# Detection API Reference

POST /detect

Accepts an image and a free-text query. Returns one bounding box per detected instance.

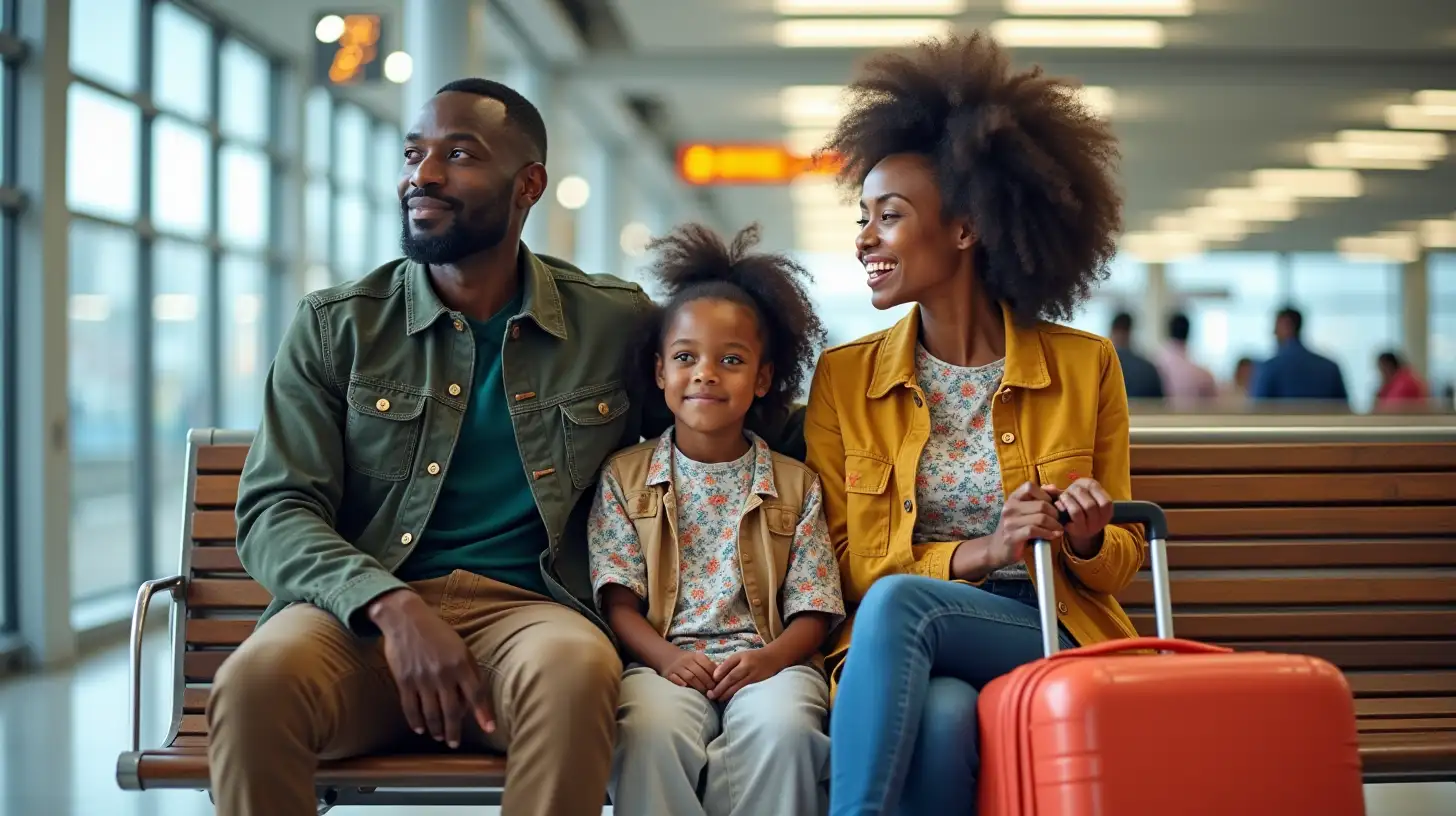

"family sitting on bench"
[210,33,1142,816]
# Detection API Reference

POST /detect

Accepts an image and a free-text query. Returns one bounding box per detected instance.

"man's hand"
[368,590,494,749]
[657,649,719,693]
[708,648,788,702]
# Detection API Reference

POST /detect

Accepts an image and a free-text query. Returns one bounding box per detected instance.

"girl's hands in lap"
[708,649,788,702]
[659,650,719,693]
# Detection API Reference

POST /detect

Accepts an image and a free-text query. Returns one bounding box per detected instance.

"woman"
[803,34,1144,814]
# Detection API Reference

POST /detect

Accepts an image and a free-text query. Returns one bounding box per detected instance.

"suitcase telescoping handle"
[1032,499,1172,659]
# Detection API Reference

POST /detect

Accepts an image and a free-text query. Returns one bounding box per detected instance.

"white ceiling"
[590,0,1456,256]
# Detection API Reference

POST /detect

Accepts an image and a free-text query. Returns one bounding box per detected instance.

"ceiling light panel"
[989,19,1165,48]
[1336,232,1419,264]
[780,85,846,127]
[774,18,953,48]
[776,0,966,14]
[1385,104,1456,131]
[1004,0,1192,15]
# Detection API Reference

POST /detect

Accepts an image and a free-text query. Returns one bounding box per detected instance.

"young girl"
[587,223,844,816]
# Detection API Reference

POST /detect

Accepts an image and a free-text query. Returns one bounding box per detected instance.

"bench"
[1118,421,1456,783]
[119,422,1456,804]
[115,430,509,811]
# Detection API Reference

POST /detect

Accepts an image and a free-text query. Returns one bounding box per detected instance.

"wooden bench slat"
[1221,640,1456,670]
[183,688,210,713]
[188,579,271,609]
[1164,506,1456,537]
[1161,540,1456,569]
[136,749,510,789]
[178,714,209,735]
[1345,672,1456,698]
[196,445,249,474]
[1358,718,1456,733]
[1117,574,1456,606]
[184,651,232,682]
[192,511,237,542]
[194,475,241,509]
[186,619,257,646]
[1128,610,1456,641]
[190,547,244,573]
[168,736,210,748]
[1135,473,1456,507]
[1131,442,1456,474]
[1356,697,1456,718]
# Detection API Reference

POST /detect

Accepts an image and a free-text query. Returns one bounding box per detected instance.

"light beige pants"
[609,663,831,816]
[206,570,622,816]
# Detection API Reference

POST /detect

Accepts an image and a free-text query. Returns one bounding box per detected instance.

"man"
[1249,306,1347,405]
[1375,350,1428,410]
[1155,311,1218,408]
[1108,311,1164,400]
[205,79,805,816]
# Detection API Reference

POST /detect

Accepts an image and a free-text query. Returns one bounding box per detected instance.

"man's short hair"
[436,78,548,163]
[1111,311,1133,333]
[1168,312,1191,342]
[1276,306,1303,335]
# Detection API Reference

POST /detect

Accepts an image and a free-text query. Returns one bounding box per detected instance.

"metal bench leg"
[317,786,339,814]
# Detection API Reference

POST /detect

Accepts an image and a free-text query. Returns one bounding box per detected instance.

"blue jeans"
[829,574,1076,816]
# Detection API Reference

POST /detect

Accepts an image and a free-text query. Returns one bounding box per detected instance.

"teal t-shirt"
[397,291,551,596]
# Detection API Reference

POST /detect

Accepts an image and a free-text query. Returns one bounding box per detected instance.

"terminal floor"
[2,637,1454,815]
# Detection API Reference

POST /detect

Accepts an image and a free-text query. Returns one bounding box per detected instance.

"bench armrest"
[130,575,184,753]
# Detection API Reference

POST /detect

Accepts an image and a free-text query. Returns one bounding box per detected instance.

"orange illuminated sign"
[677,144,843,186]
[323,14,382,85]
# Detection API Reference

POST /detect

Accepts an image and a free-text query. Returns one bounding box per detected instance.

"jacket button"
[427,462,441,475]
[400,532,413,545]
[510,323,521,340]
[376,398,391,412]
[597,401,610,416]
[913,393,923,407]
[1057,601,1069,615]
[903,499,913,513]
[453,319,465,332]
[1001,390,1011,403]
[1000,432,1015,444]
[448,383,462,397]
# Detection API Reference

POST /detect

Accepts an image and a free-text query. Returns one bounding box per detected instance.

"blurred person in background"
[1155,311,1217,408]
[1108,311,1164,400]
[1249,306,1347,405]
[1374,350,1428,411]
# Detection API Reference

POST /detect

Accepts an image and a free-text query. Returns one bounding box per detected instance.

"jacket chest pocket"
[561,388,632,490]
[843,451,894,557]
[1034,453,1094,492]
[344,378,426,481]
[762,503,798,563]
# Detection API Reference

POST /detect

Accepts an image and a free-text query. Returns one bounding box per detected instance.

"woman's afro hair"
[633,223,826,436]
[823,32,1123,325]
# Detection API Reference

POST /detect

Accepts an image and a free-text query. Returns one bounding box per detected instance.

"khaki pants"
[206,570,622,816]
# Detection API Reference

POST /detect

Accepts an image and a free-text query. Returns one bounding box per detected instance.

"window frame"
[1,0,24,634]
[63,0,291,599]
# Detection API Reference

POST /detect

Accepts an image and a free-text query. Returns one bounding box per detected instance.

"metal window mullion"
[135,0,158,583]
[205,21,222,428]
[264,56,286,366]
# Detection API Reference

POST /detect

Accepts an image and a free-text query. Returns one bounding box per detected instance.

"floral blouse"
[588,430,846,661]
[913,345,1024,580]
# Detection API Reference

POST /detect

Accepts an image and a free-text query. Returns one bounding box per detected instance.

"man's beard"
[400,188,512,264]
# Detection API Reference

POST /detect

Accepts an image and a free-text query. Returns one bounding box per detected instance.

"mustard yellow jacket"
[804,306,1144,679]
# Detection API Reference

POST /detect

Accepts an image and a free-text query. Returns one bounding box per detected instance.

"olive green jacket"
[236,248,804,636]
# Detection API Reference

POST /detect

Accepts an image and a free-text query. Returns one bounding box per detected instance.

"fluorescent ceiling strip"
[1251,168,1362,199]
[1336,232,1419,264]
[989,19,1165,48]
[1384,104,1456,131]
[1004,0,1192,16]
[1307,143,1431,171]
[776,0,965,14]
[1419,219,1456,249]
[780,85,846,127]
[774,18,953,48]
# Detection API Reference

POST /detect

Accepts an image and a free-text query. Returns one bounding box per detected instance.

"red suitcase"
[977,501,1366,816]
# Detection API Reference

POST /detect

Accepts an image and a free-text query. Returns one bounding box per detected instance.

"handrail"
[130,575,184,752]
